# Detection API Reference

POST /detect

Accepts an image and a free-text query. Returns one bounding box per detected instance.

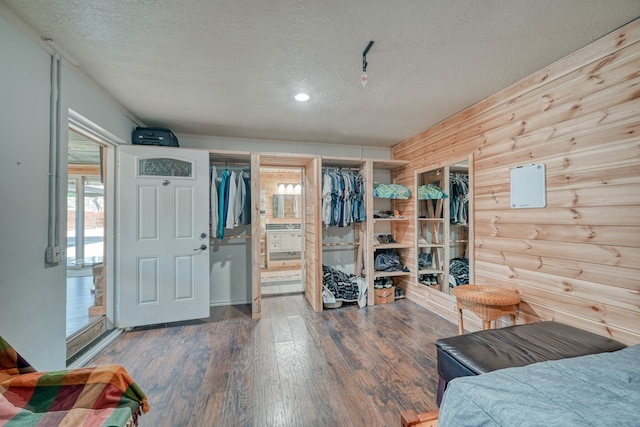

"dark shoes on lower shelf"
[374,277,394,289]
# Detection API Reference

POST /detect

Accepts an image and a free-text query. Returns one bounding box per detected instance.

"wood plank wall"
[391,19,640,345]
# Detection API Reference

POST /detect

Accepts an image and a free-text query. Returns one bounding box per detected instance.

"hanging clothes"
[239,169,251,225]
[217,168,230,239]
[449,174,469,225]
[321,168,366,227]
[225,170,237,230]
[210,166,219,236]
[212,166,252,239]
[234,170,245,227]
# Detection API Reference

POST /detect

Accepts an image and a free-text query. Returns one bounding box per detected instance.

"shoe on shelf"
[387,234,396,243]
[383,278,393,288]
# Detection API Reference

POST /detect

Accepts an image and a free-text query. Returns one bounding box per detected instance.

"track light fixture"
[361,40,374,87]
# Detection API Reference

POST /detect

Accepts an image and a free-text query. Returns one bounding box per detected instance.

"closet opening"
[259,166,304,296]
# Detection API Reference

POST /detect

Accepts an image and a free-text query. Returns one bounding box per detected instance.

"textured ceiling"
[2,0,639,148]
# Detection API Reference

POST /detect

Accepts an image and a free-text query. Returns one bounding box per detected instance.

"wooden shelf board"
[374,217,411,222]
[374,243,412,250]
[374,271,412,278]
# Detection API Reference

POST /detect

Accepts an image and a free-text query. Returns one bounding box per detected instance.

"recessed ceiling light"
[295,93,310,102]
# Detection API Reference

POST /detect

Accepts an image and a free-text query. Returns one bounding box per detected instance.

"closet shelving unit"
[416,168,446,291]
[364,159,411,305]
[415,162,470,295]
[320,157,367,278]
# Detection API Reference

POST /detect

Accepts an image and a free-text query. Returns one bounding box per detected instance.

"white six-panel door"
[116,145,210,328]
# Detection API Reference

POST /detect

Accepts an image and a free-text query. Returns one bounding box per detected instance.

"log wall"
[391,19,640,344]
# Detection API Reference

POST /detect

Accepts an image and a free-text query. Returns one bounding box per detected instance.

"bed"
[437,344,640,426]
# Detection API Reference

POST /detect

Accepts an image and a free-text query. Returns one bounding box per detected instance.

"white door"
[116,145,210,328]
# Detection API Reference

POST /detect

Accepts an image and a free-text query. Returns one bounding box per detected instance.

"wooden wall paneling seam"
[475,236,640,269]
[395,65,640,166]
[474,172,640,202]
[474,260,639,313]
[474,248,639,290]
[485,139,640,177]
[513,299,640,344]
[476,182,640,210]
[477,111,640,169]
[474,205,640,227]
[474,125,640,174]
[390,20,640,159]
[392,37,640,166]
[473,222,639,247]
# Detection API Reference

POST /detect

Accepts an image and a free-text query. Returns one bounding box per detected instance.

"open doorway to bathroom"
[260,167,304,295]
[66,129,107,357]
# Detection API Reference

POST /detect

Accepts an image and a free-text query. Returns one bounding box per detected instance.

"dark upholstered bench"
[435,321,626,405]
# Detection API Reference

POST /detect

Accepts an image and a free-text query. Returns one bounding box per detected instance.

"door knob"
[194,244,207,251]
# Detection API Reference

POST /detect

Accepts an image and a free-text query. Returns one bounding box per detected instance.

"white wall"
[180,134,391,159]
[0,13,66,370]
[0,12,138,370]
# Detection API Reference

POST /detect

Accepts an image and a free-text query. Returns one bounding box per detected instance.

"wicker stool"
[452,285,520,334]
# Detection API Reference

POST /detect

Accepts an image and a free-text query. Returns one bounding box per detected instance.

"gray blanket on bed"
[439,344,640,427]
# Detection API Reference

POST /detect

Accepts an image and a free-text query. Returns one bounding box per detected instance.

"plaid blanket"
[0,336,148,427]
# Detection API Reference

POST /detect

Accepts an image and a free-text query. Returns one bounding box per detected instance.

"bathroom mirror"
[272,194,300,219]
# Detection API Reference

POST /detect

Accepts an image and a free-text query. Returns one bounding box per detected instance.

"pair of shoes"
[377,234,396,244]
[375,278,389,289]
[395,287,405,299]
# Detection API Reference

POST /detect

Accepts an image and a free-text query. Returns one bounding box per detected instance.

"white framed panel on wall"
[510,164,546,209]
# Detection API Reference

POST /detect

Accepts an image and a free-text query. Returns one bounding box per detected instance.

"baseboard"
[210,298,251,307]
[66,328,123,369]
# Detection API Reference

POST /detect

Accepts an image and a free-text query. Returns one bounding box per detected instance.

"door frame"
[254,154,322,317]
[68,109,120,328]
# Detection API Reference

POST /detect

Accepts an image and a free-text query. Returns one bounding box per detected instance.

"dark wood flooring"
[90,294,458,427]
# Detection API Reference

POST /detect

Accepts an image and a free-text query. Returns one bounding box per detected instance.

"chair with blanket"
[0,335,148,426]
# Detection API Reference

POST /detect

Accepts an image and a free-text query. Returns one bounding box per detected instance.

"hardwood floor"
[90,295,458,427]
